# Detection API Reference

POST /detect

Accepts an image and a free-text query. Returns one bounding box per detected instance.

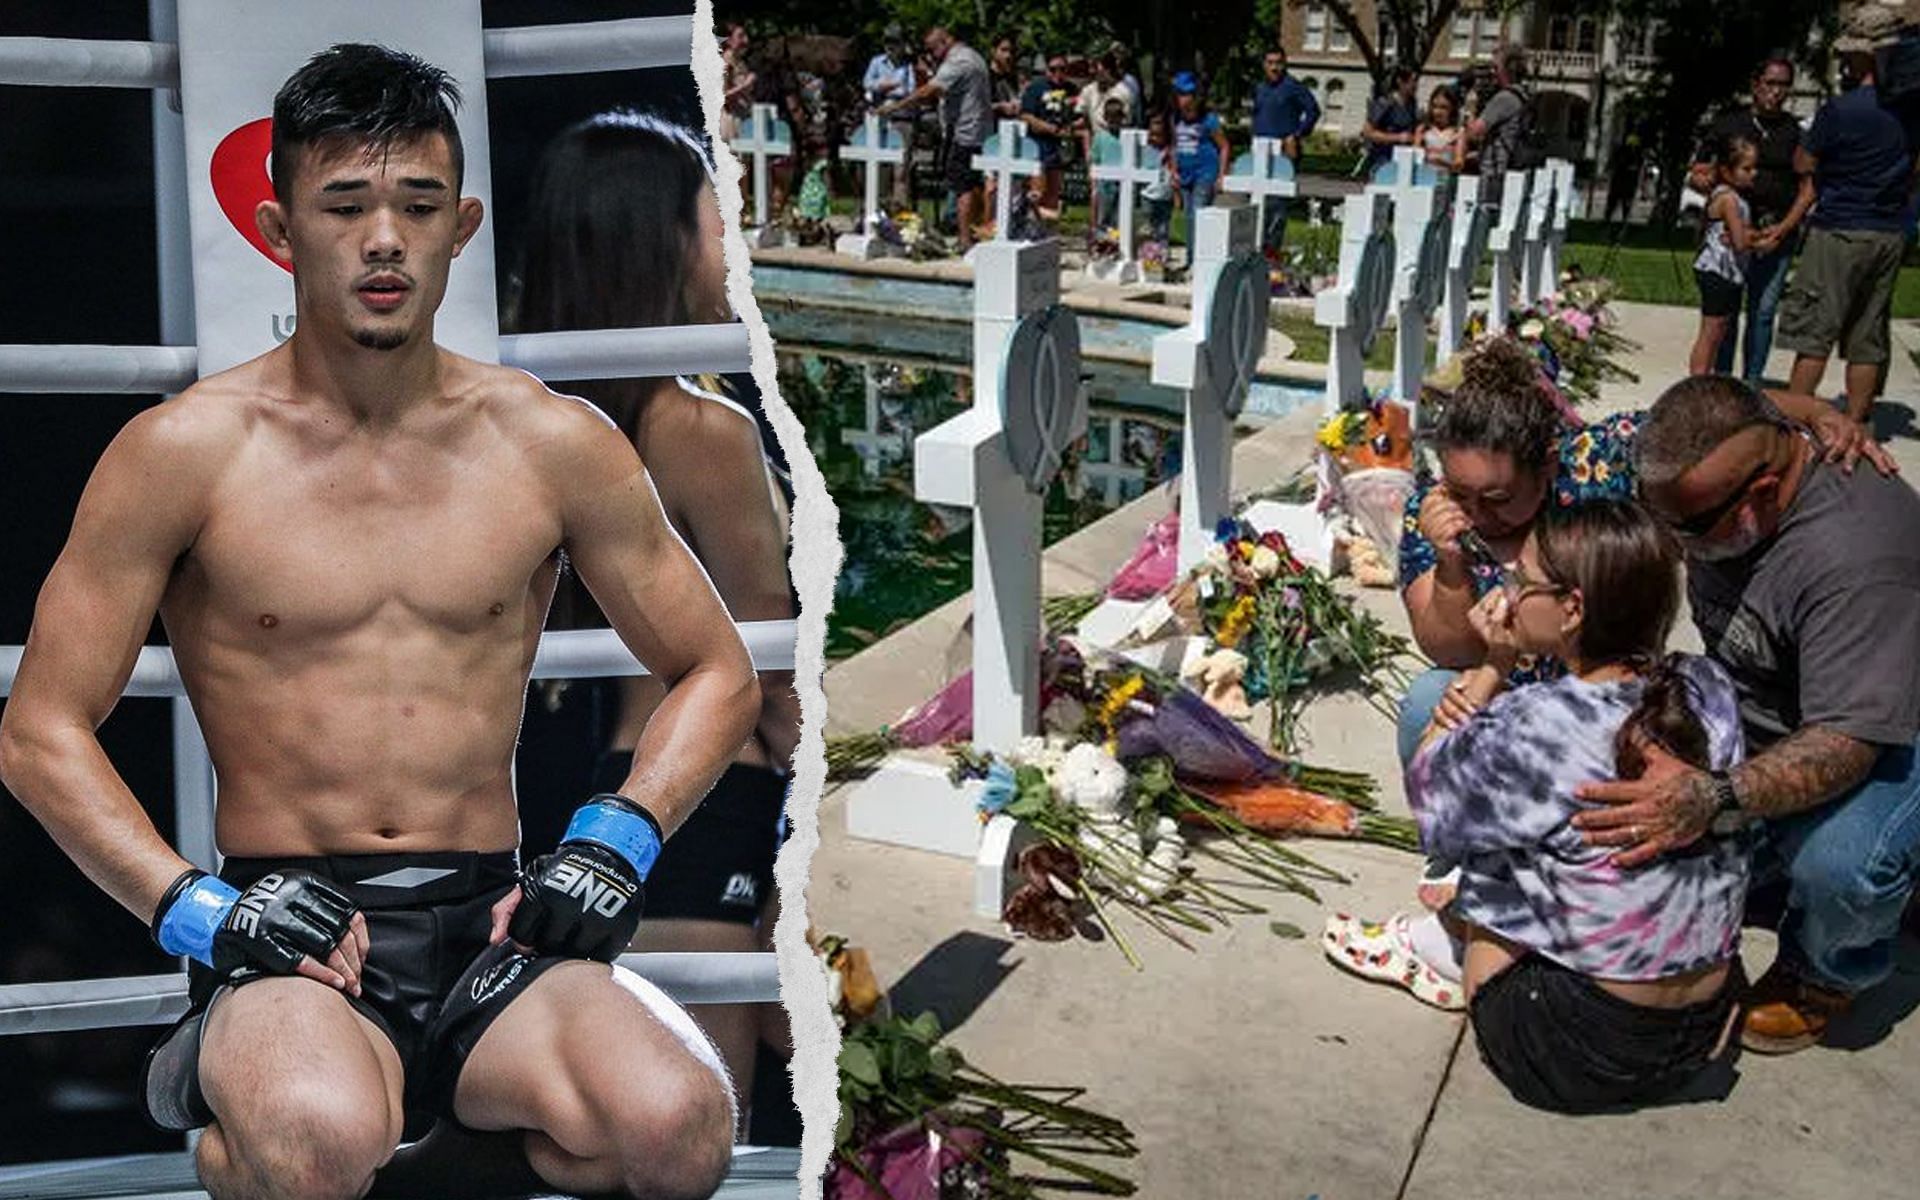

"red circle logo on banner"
[210,117,289,274]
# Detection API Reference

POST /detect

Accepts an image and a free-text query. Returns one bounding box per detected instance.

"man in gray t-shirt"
[1469,45,1533,203]
[883,25,992,250]
[1582,375,1918,1056]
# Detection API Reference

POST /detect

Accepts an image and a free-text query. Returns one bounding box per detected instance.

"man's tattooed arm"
[1729,725,1881,820]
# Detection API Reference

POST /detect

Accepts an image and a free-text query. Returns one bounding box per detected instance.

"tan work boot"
[1740,963,1853,1054]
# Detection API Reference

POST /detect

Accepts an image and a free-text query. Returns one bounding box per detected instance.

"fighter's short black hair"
[271,43,464,201]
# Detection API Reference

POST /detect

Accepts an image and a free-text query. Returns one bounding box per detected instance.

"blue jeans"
[1145,197,1173,249]
[1398,667,1461,768]
[1179,177,1217,268]
[1092,180,1119,234]
[1755,738,1920,994]
[1712,243,1793,384]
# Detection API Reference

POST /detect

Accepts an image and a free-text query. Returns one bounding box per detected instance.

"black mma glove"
[152,867,358,978]
[508,792,663,962]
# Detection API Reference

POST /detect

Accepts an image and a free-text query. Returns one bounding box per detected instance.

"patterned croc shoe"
[1322,911,1466,1012]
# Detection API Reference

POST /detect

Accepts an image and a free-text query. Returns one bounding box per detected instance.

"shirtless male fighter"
[0,44,756,1200]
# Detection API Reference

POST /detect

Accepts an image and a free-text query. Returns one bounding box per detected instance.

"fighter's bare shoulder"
[97,358,270,501]
[454,355,643,487]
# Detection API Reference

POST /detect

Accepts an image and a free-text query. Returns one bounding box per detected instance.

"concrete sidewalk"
[807,304,1920,1199]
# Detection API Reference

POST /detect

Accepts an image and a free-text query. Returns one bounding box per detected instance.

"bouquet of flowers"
[1504,275,1638,407]
[1086,225,1121,261]
[1186,519,1418,753]
[951,737,1355,968]
[830,1008,1139,1199]
[1312,397,1417,586]
[1138,240,1168,281]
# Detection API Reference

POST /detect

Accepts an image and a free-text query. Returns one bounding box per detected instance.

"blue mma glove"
[508,793,663,962]
[152,867,358,978]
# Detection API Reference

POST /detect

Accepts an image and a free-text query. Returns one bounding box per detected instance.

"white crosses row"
[1318,153,1576,421]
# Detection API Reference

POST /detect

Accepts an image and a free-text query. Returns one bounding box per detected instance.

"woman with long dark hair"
[1333,500,1751,1112]
[510,110,798,1132]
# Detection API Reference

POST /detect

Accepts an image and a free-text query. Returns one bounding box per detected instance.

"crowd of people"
[1688,7,1919,424]
[716,20,1564,267]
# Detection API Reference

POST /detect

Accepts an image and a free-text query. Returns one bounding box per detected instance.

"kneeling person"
[0,44,757,1200]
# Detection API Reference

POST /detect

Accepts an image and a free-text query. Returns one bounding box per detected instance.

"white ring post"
[731,102,791,249]
[1487,170,1531,329]
[1152,206,1266,570]
[834,112,906,260]
[0,327,756,393]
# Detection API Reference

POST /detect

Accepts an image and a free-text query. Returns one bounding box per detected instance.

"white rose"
[1520,318,1545,340]
[1249,545,1281,579]
[1057,742,1130,816]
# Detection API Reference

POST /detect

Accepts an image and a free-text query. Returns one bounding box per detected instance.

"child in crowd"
[1416,86,1466,176]
[1171,72,1230,270]
[1085,95,1132,238]
[1144,110,1177,251]
[1690,135,1758,375]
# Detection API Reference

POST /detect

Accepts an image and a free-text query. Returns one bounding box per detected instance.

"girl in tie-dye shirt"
[1410,500,1749,1112]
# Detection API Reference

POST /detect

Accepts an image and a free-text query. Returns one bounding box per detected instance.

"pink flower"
[829,1121,992,1200]
[1557,309,1595,341]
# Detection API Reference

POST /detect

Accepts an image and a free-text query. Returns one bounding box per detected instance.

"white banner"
[175,0,498,374]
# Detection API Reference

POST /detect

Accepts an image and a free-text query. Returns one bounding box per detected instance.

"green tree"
[1303,0,1467,91]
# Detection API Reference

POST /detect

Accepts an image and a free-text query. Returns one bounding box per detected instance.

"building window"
[1548,16,1571,52]
[1450,13,1474,58]
[1325,77,1347,125]
[1478,13,1503,49]
[1304,4,1327,52]
[1330,16,1352,52]
[1576,18,1598,55]
[1618,19,1656,60]
[1379,17,1397,60]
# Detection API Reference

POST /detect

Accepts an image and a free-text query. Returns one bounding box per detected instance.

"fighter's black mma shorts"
[144,851,566,1133]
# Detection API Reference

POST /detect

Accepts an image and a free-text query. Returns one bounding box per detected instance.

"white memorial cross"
[1221,136,1299,249]
[1486,169,1531,328]
[731,102,791,246]
[1086,128,1163,282]
[1540,157,1576,290]
[1438,172,1491,363]
[972,119,1044,244]
[834,112,906,260]
[1520,162,1558,303]
[1313,191,1396,414]
[1365,146,1452,408]
[844,241,1085,878]
[1152,206,1267,570]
